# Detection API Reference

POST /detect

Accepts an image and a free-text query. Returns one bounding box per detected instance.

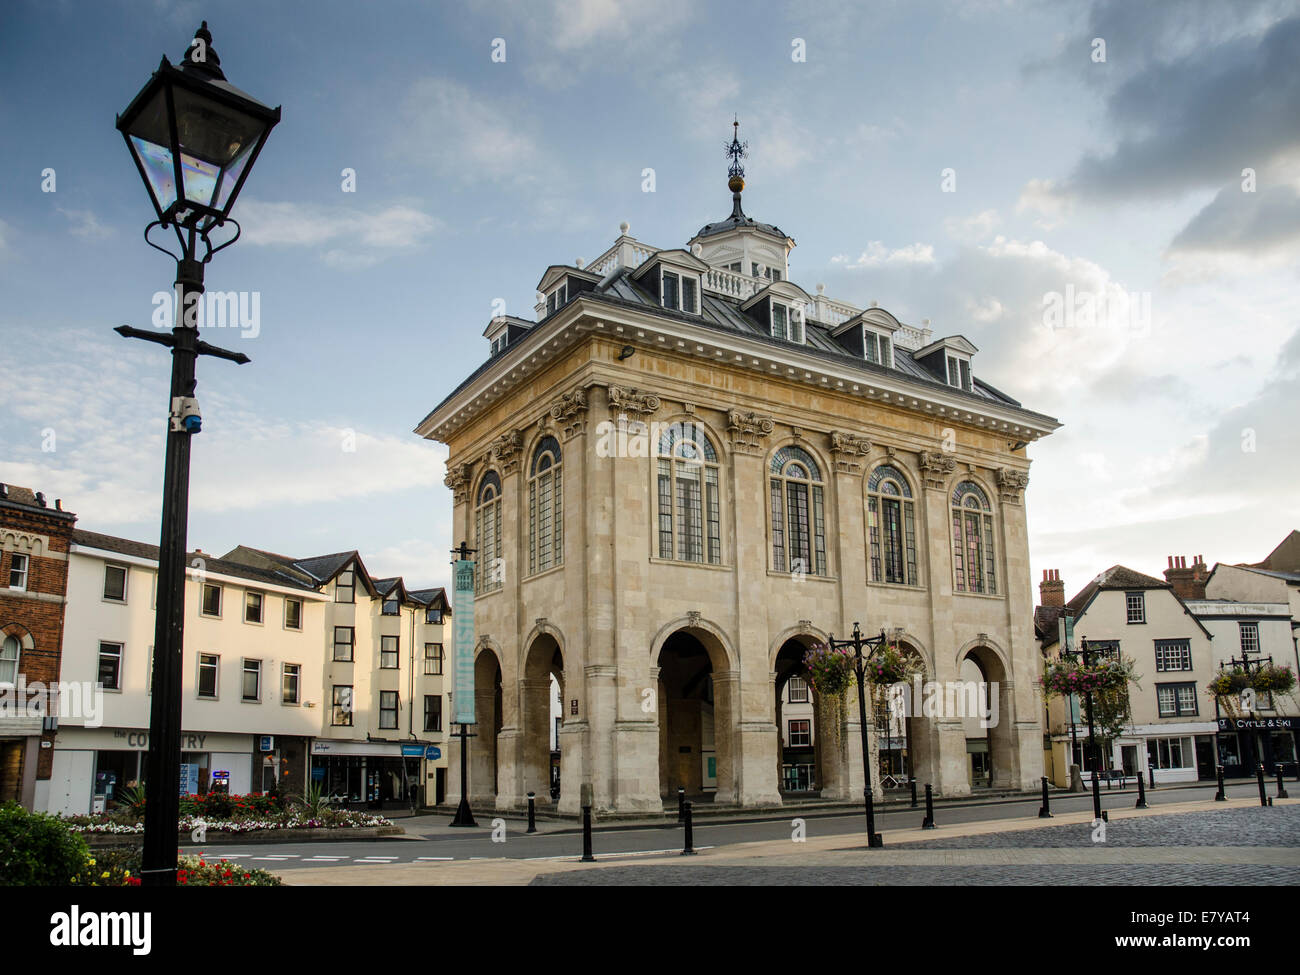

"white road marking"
[522,846,714,861]
[253,855,298,861]
[417,856,455,861]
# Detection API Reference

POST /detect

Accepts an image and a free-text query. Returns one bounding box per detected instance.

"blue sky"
[2,0,1297,598]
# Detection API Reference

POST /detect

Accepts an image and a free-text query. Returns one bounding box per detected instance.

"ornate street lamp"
[825,623,889,847]
[115,22,279,887]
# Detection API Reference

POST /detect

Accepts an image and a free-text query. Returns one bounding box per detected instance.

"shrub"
[0,801,91,885]
[177,853,282,887]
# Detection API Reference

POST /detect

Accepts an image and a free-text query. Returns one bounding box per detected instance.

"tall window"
[241,659,261,701]
[424,642,443,675]
[244,591,263,624]
[1239,622,1260,655]
[333,626,355,662]
[332,685,353,726]
[529,437,563,575]
[282,663,300,704]
[951,481,996,594]
[336,567,355,603]
[197,653,219,698]
[284,598,302,630]
[379,690,399,729]
[201,583,222,617]
[381,635,399,669]
[656,424,721,564]
[98,642,123,690]
[475,472,503,594]
[867,465,918,586]
[7,554,28,590]
[424,694,443,732]
[770,446,827,576]
[0,635,20,683]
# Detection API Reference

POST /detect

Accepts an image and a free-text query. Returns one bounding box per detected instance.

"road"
[180,780,1283,872]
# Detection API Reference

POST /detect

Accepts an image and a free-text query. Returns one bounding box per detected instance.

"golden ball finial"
[728,174,744,193]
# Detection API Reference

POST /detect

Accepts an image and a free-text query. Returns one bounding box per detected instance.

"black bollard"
[581,804,595,862]
[1038,776,1052,818]
[1135,770,1148,809]
[682,800,696,855]
[1293,761,1299,785]
[1257,764,1268,807]
[526,792,537,834]
[677,787,685,822]
[921,783,936,829]
[1276,767,1289,800]
[1091,770,1104,822]
[909,777,918,808]
[1148,765,1156,790]
[1215,764,1227,802]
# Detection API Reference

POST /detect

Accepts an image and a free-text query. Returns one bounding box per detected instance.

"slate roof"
[1034,565,1213,647]
[419,263,1043,431]
[693,199,790,241]
[72,529,316,591]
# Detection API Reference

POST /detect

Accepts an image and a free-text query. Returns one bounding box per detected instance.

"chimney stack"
[1039,568,1064,608]
[1164,554,1208,600]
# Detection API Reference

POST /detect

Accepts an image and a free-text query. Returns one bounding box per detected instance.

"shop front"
[44,727,255,816]
[309,739,427,810]
[1217,716,1298,777]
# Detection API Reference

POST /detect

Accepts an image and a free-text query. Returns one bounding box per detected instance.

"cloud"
[944,209,1001,243]
[56,208,114,240]
[1015,179,1072,229]
[0,328,449,530]
[235,199,440,267]
[1166,176,1300,274]
[831,241,936,269]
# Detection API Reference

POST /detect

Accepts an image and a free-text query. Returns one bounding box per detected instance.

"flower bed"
[63,808,392,835]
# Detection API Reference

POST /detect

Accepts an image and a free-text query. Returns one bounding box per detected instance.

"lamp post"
[1218,651,1274,775]
[1061,637,1108,822]
[825,623,888,848]
[116,22,279,886]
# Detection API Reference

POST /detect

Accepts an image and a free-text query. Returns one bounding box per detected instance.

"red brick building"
[0,484,76,808]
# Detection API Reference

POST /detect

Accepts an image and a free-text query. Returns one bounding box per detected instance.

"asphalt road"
[180,780,1285,872]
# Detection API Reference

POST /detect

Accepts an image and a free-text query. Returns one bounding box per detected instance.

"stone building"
[416,134,1060,814]
[0,485,76,809]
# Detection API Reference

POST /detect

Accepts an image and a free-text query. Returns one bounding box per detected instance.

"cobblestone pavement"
[530,864,1299,885]
[888,804,1300,848]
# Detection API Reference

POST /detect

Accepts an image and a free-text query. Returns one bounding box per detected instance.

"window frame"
[197,652,220,699]
[1154,639,1192,672]
[331,685,354,726]
[950,481,997,596]
[787,676,809,704]
[0,634,22,684]
[335,567,355,604]
[1239,622,1260,655]
[333,625,355,662]
[425,606,443,624]
[424,642,444,676]
[241,658,262,702]
[475,473,504,595]
[1126,592,1146,624]
[200,582,223,618]
[103,563,128,602]
[788,719,811,748]
[1156,681,1198,717]
[864,330,894,368]
[382,595,400,616]
[7,553,29,591]
[769,445,828,577]
[528,436,564,576]
[423,694,443,732]
[379,690,399,730]
[284,597,302,631]
[244,590,264,625]
[97,641,123,692]
[655,423,723,566]
[867,464,919,587]
[380,634,400,669]
[660,268,700,315]
[281,662,301,705]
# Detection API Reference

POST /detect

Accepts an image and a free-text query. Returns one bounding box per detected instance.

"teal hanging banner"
[452,558,476,725]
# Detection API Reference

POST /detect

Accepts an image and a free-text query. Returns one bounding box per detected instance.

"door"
[1195,737,1216,780]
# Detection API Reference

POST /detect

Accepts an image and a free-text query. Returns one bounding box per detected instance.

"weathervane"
[726,116,748,183]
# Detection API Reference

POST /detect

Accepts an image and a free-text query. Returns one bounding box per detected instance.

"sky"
[1,0,1297,601]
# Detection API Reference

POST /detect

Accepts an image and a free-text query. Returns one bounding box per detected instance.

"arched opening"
[469,648,503,801]
[773,637,822,795]
[958,646,1008,789]
[875,642,933,790]
[521,633,563,805]
[657,629,733,802]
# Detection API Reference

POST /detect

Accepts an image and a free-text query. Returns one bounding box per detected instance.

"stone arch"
[652,619,738,804]
[469,643,504,802]
[654,412,732,466]
[0,622,36,651]
[1,532,45,556]
[519,627,565,805]
[883,635,935,789]
[769,629,833,796]
[954,640,1011,790]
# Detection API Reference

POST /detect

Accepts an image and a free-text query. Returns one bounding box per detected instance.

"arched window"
[474,472,503,594]
[656,423,721,564]
[951,480,996,594]
[0,634,20,684]
[867,465,918,585]
[529,437,563,574]
[770,445,827,576]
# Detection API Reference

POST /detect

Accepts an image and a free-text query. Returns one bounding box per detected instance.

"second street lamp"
[825,623,888,848]
[116,21,279,887]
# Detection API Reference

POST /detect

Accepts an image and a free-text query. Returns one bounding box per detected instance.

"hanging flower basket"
[864,644,921,686]
[1251,664,1296,695]
[1206,668,1252,697]
[1041,657,1137,698]
[802,644,854,697]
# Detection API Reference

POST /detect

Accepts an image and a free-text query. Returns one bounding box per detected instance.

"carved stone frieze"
[606,384,661,418]
[549,387,589,440]
[830,431,873,474]
[490,430,524,475]
[996,467,1030,503]
[443,461,473,505]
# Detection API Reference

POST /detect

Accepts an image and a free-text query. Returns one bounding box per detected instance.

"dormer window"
[661,270,699,315]
[946,355,971,391]
[490,333,508,356]
[865,331,893,368]
[770,301,804,343]
[545,283,568,317]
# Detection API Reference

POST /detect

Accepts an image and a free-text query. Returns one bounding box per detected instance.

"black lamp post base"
[449,798,477,828]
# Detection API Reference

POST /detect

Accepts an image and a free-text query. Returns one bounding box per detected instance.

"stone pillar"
[469,685,498,805]
[711,669,739,804]
[585,663,619,812]
[556,719,588,816]
[518,676,551,804]
[936,718,972,797]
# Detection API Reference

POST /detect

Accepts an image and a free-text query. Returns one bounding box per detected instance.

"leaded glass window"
[529,437,563,575]
[770,445,827,576]
[951,480,996,594]
[655,424,721,564]
[867,464,918,585]
[475,471,503,594]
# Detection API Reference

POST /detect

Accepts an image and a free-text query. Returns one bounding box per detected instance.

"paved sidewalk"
[280,794,1299,886]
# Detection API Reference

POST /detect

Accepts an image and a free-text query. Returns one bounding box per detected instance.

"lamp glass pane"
[181,151,220,207]
[172,86,267,167]
[130,136,178,212]
[214,137,257,210]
